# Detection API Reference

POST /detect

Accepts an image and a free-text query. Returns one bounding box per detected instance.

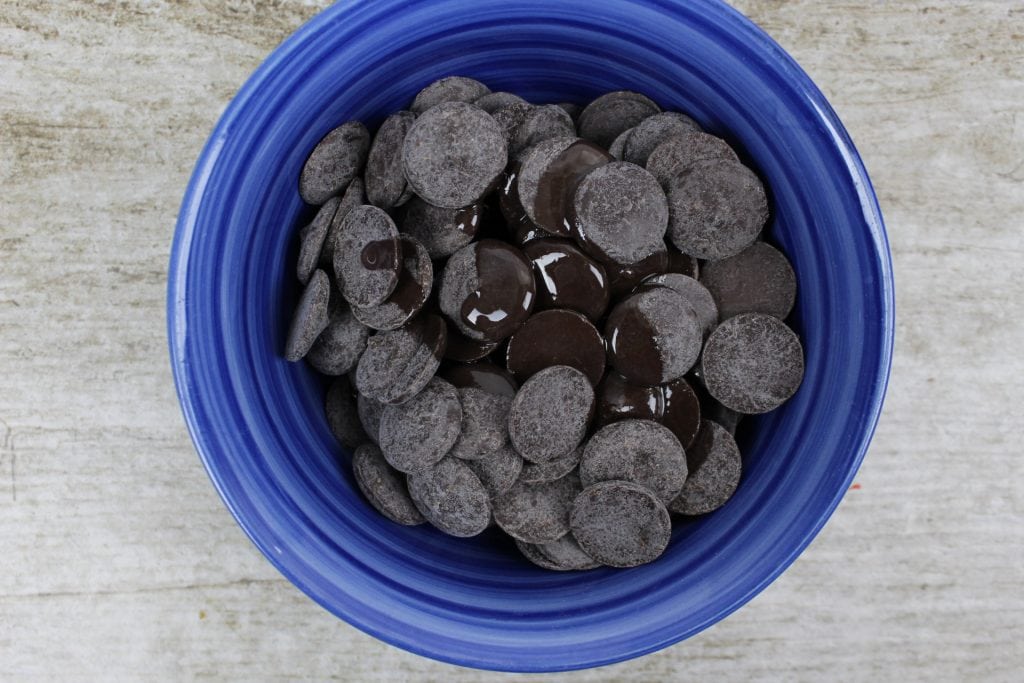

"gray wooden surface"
[1,1,1021,680]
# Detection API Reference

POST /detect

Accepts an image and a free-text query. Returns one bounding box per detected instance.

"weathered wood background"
[1,1,1021,680]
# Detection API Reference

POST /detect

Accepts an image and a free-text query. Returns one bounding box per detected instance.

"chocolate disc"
[299,121,369,205]
[333,205,402,308]
[410,76,491,114]
[523,238,610,321]
[441,362,518,397]
[508,365,594,463]
[353,314,447,405]
[699,241,797,320]
[577,90,661,148]
[351,236,432,331]
[506,309,606,387]
[570,480,671,568]
[579,419,688,504]
[596,371,664,426]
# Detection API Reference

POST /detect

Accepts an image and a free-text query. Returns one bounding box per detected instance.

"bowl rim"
[167,0,894,671]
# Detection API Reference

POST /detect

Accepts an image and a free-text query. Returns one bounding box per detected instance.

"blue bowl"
[168,0,894,672]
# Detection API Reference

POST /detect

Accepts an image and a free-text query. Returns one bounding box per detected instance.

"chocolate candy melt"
[579,419,688,504]
[297,196,340,285]
[465,443,523,498]
[523,238,609,321]
[442,322,500,362]
[492,472,582,543]
[320,177,365,268]
[299,121,370,205]
[351,236,432,331]
[438,240,536,342]
[365,111,416,209]
[646,130,739,190]
[622,111,701,166]
[571,480,671,568]
[577,90,661,148]
[284,268,331,361]
[474,91,528,114]
[668,419,742,516]
[307,297,371,374]
[324,376,367,449]
[699,241,797,320]
[352,443,426,526]
[518,445,582,485]
[402,101,508,208]
[572,161,668,265]
[508,365,594,463]
[356,391,385,445]
[397,196,480,259]
[378,377,463,473]
[410,76,491,114]
[505,309,606,387]
[512,104,576,158]
[666,158,768,260]
[407,457,491,537]
[605,286,702,386]
[701,313,804,414]
[353,314,447,404]
[666,248,699,279]
[516,136,578,235]
[447,387,512,461]
[333,205,402,308]
[532,140,613,238]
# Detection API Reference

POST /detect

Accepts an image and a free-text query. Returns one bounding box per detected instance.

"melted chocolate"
[666,249,699,279]
[595,371,664,426]
[607,246,669,299]
[458,240,536,342]
[532,140,613,236]
[661,377,701,449]
[360,239,401,271]
[441,362,518,397]
[522,238,609,321]
[505,309,606,386]
[498,168,544,245]
[443,321,499,362]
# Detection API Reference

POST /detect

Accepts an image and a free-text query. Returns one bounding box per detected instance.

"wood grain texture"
[1,1,1021,680]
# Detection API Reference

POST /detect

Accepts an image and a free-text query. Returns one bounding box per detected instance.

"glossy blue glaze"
[168,0,893,672]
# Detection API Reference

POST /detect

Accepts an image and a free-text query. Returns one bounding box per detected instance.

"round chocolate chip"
[351,236,432,331]
[492,472,582,543]
[441,362,518,398]
[354,314,447,404]
[532,140,614,238]
[512,104,576,158]
[595,371,663,426]
[668,419,742,515]
[516,136,578,235]
[365,111,416,210]
[622,111,701,166]
[465,443,523,498]
[580,419,687,504]
[299,121,370,205]
[407,457,491,537]
[474,91,529,114]
[577,90,661,148]
[378,377,462,473]
[518,445,582,485]
[522,238,610,321]
[604,286,702,385]
[402,101,507,209]
[607,127,632,160]
[297,196,340,285]
[448,387,512,461]
[333,205,402,308]
[438,240,536,342]
[410,76,491,114]
[306,297,371,375]
[356,390,385,445]
[508,365,594,463]
[661,377,701,450]
[324,376,367,449]
[285,268,331,361]
[352,443,426,526]
[516,533,600,571]
[572,161,668,265]
[699,241,797,320]
[643,273,719,337]
[606,246,668,299]
[320,177,365,268]
[570,480,671,568]
[505,309,606,387]
[701,313,804,414]
[646,130,739,190]
[396,196,480,259]
[666,158,768,260]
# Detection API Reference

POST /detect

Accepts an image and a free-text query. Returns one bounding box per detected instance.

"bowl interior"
[169,0,893,672]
